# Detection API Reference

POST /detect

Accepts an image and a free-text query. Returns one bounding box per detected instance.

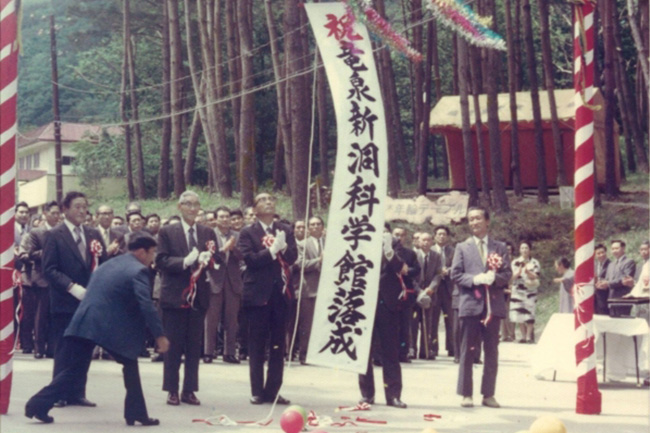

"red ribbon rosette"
[90,239,103,272]
[482,252,503,326]
[262,233,293,300]
[181,240,215,309]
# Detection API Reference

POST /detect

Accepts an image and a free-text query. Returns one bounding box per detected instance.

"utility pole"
[50,14,63,203]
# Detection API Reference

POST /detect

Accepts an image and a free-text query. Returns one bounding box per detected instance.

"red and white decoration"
[0,0,18,415]
[572,0,601,415]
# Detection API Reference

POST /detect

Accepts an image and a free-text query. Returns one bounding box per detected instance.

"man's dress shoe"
[126,417,160,426]
[67,397,97,407]
[34,353,44,359]
[461,396,474,407]
[25,406,54,423]
[482,396,500,408]
[167,392,180,406]
[267,395,290,405]
[181,392,200,405]
[386,398,407,408]
[359,396,374,404]
[250,396,264,405]
[223,355,240,364]
[203,356,213,364]
[53,400,66,408]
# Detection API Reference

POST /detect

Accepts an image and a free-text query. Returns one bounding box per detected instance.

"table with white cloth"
[532,313,650,384]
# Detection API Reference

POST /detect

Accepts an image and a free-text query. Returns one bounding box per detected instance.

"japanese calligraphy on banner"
[385,192,469,225]
[305,3,387,374]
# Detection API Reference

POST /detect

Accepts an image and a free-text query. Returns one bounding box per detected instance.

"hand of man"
[400,263,409,275]
[223,236,236,252]
[183,247,199,268]
[622,276,635,287]
[382,232,393,258]
[484,270,496,285]
[107,240,120,256]
[473,273,489,285]
[198,251,212,266]
[68,283,87,301]
[155,336,170,354]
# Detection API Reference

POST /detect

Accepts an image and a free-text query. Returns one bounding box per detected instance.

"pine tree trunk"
[458,38,479,206]
[538,0,567,186]
[505,0,523,196]
[514,0,523,91]
[285,0,311,220]
[237,0,255,207]
[431,20,441,179]
[317,55,329,186]
[613,7,649,173]
[417,20,434,195]
[469,45,491,205]
[486,0,509,212]
[158,0,171,199]
[522,0,548,203]
[167,0,185,198]
[184,110,202,186]
[226,0,242,190]
[272,128,284,191]
[603,0,618,196]
[121,0,134,201]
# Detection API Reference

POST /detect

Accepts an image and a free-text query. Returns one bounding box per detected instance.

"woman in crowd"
[553,257,574,314]
[508,241,541,343]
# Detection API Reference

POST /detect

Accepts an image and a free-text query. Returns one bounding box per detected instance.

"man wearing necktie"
[295,216,325,364]
[594,244,611,315]
[43,191,107,407]
[451,207,511,409]
[417,232,442,360]
[156,191,218,406]
[238,193,297,405]
[596,239,636,316]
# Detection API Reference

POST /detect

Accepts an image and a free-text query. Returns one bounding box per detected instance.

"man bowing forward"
[451,207,511,409]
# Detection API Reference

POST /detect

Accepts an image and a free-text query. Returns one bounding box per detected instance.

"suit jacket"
[296,236,324,298]
[394,242,420,307]
[206,229,243,295]
[65,253,164,360]
[605,255,636,299]
[450,236,512,318]
[43,223,107,314]
[238,221,298,307]
[155,222,218,310]
[433,243,455,296]
[378,250,408,312]
[18,227,49,288]
[596,258,610,280]
[419,249,442,294]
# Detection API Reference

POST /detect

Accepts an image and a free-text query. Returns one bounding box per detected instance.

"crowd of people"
[11,193,649,425]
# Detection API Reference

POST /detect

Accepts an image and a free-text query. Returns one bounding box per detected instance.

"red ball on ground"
[280,409,305,433]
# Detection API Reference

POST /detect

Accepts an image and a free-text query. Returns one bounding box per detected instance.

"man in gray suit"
[295,216,325,364]
[204,206,243,364]
[417,232,442,360]
[451,207,511,409]
[432,225,456,358]
[596,239,636,315]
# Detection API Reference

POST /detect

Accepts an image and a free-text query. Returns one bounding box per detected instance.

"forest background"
[16,0,649,331]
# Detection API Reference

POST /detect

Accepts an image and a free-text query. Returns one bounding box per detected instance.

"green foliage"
[72,129,124,194]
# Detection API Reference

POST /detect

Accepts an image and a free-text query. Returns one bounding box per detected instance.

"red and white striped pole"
[0,0,18,415]
[572,0,601,415]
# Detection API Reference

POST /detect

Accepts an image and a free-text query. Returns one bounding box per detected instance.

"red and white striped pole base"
[572,0,601,415]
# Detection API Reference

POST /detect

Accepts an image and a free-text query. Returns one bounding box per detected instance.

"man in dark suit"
[238,193,297,405]
[451,207,511,409]
[594,244,611,315]
[432,225,456,358]
[596,239,636,316]
[417,232,442,360]
[295,217,325,364]
[204,206,243,364]
[18,201,61,359]
[156,190,218,406]
[94,204,125,258]
[358,228,410,409]
[26,233,169,426]
[43,191,107,407]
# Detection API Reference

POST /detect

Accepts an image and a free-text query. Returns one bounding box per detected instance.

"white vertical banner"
[305,3,387,374]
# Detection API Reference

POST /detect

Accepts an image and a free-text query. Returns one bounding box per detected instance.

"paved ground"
[1,341,648,433]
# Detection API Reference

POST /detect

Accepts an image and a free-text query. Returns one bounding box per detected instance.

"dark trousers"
[162,307,205,393]
[439,287,454,355]
[285,298,298,358]
[19,286,37,352]
[245,289,286,399]
[27,337,148,420]
[51,313,86,400]
[33,287,52,356]
[452,308,461,358]
[298,296,316,361]
[594,288,609,315]
[457,315,501,398]
[359,301,402,402]
[398,304,413,359]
